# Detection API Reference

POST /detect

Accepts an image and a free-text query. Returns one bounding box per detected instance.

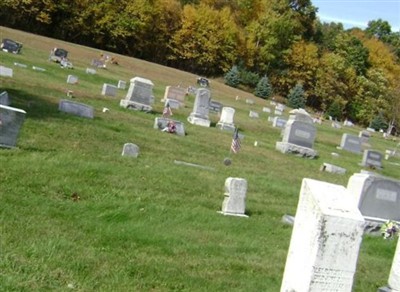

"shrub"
[287,83,305,109]
[224,65,240,88]
[254,75,273,99]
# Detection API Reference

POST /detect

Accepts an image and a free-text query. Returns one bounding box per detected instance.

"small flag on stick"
[162,102,173,117]
[230,127,241,154]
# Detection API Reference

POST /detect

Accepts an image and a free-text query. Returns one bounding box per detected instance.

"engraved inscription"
[376,189,398,202]
[295,129,311,139]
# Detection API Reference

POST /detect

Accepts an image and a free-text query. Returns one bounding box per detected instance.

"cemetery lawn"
[1,26,399,291]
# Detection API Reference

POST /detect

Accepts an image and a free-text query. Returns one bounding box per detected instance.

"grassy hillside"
[1,26,399,291]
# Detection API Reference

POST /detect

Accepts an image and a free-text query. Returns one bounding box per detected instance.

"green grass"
[1,26,400,291]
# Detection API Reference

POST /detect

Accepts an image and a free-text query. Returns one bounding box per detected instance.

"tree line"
[1,0,400,131]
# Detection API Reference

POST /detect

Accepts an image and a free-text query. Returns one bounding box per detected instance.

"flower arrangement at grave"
[381,220,399,239]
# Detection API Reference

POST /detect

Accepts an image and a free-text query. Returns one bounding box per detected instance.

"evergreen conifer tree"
[287,83,305,109]
[370,112,388,131]
[224,65,240,88]
[254,75,272,99]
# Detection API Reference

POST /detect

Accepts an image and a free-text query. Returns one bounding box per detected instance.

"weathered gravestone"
[0,91,10,106]
[67,75,78,84]
[0,105,27,148]
[59,99,94,119]
[379,236,400,292]
[209,100,223,114]
[320,162,346,174]
[274,109,283,116]
[85,68,96,75]
[219,177,248,217]
[120,77,154,111]
[0,66,13,77]
[281,178,365,292]
[162,86,186,109]
[263,107,271,113]
[339,134,362,153]
[117,80,126,90]
[245,98,254,105]
[359,130,371,144]
[273,117,287,128]
[276,109,317,158]
[121,143,139,158]
[187,88,211,127]
[361,149,383,169]
[101,83,117,97]
[249,111,259,118]
[347,172,400,222]
[216,107,235,131]
[153,117,185,136]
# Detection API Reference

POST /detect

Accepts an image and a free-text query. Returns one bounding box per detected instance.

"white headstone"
[0,66,13,77]
[220,177,248,217]
[273,117,287,128]
[67,75,78,84]
[86,68,97,74]
[101,83,117,97]
[281,178,365,292]
[0,105,27,148]
[245,98,254,105]
[14,62,28,68]
[320,163,346,174]
[122,143,139,157]
[187,88,211,127]
[249,110,259,118]
[263,107,271,113]
[388,236,400,290]
[217,107,235,131]
[117,80,126,90]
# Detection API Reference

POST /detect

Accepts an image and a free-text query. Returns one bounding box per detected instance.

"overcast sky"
[312,0,400,32]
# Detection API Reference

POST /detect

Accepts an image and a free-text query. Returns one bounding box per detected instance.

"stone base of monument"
[216,122,235,132]
[187,115,211,127]
[120,99,152,112]
[276,142,317,158]
[217,211,249,218]
[377,286,393,292]
[320,162,346,174]
[154,117,185,136]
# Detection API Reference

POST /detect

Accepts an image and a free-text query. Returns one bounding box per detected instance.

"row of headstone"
[281,172,400,291]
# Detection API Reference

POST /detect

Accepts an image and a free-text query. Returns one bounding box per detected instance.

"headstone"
[281,178,365,292]
[101,83,117,97]
[162,86,186,108]
[117,80,126,90]
[14,62,28,68]
[187,88,211,127]
[270,101,277,106]
[120,77,154,111]
[339,134,362,153]
[332,122,341,129]
[0,91,10,106]
[343,119,354,127]
[272,117,287,128]
[0,66,13,77]
[347,172,400,222]
[361,149,383,169]
[359,130,371,144]
[209,100,223,113]
[320,163,346,174]
[366,127,376,133]
[275,103,285,112]
[379,236,400,292]
[263,107,271,113]
[85,68,96,74]
[220,177,248,217]
[32,66,46,72]
[216,107,235,131]
[121,143,139,157]
[274,109,283,116]
[154,117,185,136]
[0,105,27,148]
[249,111,259,118]
[245,99,254,105]
[67,75,78,84]
[276,109,317,158]
[164,98,180,110]
[58,99,94,119]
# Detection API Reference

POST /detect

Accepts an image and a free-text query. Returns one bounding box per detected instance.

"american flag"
[230,128,241,154]
[162,102,172,117]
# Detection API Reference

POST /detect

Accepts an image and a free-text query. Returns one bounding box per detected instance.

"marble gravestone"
[59,99,94,119]
[273,117,287,128]
[0,66,13,77]
[216,107,235,131]
[153,117,185,136]
[101,84,117,97]
[117,80,126,90]
[347,172,400,222]
[249,111,259,118]
[359,130,371,144]
[281,178,365,292]
[276,109,317,158]
[67,75,78,84]
[187,88,211,127]
[361,149,383,169]
[220,177,248,217]
[339,134,362,153]
[85,68,96,74]
[0,105,27,148]
[379,236,400,292]
[162,86,186,109]
[120,77,154,111]
[121,143,139,157]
